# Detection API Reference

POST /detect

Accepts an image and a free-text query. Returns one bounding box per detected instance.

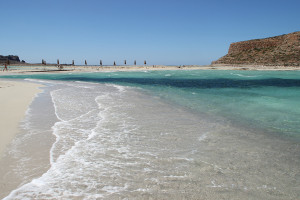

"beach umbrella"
[100,60,102,66]
[114,61,116,66]
[124,60,126,65]
[134,60,136,65]
[144,60,147,65]
[85,60,87,65]
[57,59,59,65]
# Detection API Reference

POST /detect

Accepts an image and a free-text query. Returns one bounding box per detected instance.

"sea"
[0,69,299,199]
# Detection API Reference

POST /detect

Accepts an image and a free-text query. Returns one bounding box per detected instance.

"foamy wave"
[4,82,138,199]
[24,78,55,85]
[198,132,208,142]
[230,73,260,78]
[105,83,127,92]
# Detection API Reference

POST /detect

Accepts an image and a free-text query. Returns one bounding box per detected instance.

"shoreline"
[1,79,299,199]
[0,80,43,158]
[0,64,300,75]
[0,73,299,199]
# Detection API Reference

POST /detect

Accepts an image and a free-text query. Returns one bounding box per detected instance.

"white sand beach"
[1,64,300,76]
[0,80,42,158]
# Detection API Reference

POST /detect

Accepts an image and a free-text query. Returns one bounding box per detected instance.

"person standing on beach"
[3,63,8,71]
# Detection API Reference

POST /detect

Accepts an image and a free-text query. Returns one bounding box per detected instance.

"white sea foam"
[207,180,223,188]
[198,132,208,142]
[230,73,260,78]
[24,78,56,85]
[4,82,139,199]
[105,83,127,92]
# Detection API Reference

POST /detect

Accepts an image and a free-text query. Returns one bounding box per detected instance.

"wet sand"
[0,80,42,158]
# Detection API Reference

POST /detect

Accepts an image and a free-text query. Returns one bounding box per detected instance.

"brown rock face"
[212,31,300,66]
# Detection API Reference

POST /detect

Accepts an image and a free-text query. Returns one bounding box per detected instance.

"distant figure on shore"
[3,63,8,71]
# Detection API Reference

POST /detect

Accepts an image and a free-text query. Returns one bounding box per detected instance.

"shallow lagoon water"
[3,69,300,138]
[0,70,299,199]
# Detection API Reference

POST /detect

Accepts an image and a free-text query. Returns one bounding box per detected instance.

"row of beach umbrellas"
[42,59,147,66]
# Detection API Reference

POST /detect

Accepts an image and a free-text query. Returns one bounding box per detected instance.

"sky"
[1,0,299,65]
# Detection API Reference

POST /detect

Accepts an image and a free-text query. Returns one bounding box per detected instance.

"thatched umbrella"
[100,60,102,66]
[144,60,146,65]
[57,59,59,65]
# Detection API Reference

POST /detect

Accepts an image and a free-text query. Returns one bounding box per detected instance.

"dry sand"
[1,64,300,75]
[0,80,42,158]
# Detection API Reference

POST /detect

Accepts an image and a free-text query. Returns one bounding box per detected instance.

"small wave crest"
[230,73,260,78]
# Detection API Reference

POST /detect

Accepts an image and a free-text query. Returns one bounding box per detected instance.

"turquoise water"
[2,70,300,139]
[1,69,300,199]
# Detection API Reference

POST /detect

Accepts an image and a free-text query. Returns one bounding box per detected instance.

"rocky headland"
[212,31,300,66]
[0,55,25,64]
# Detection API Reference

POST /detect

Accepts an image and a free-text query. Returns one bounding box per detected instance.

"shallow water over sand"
[1,79,299,199]
[2,70,300,139]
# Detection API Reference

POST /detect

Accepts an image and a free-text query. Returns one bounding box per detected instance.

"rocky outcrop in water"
[212,31,300,66]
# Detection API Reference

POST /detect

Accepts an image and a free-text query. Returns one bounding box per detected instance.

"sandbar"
[1,64,300,76]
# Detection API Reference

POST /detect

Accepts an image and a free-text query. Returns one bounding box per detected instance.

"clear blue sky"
[1,0,299,65]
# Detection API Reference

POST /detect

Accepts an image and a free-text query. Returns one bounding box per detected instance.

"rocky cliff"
[212,31,300,66]
[0,55,24,64]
